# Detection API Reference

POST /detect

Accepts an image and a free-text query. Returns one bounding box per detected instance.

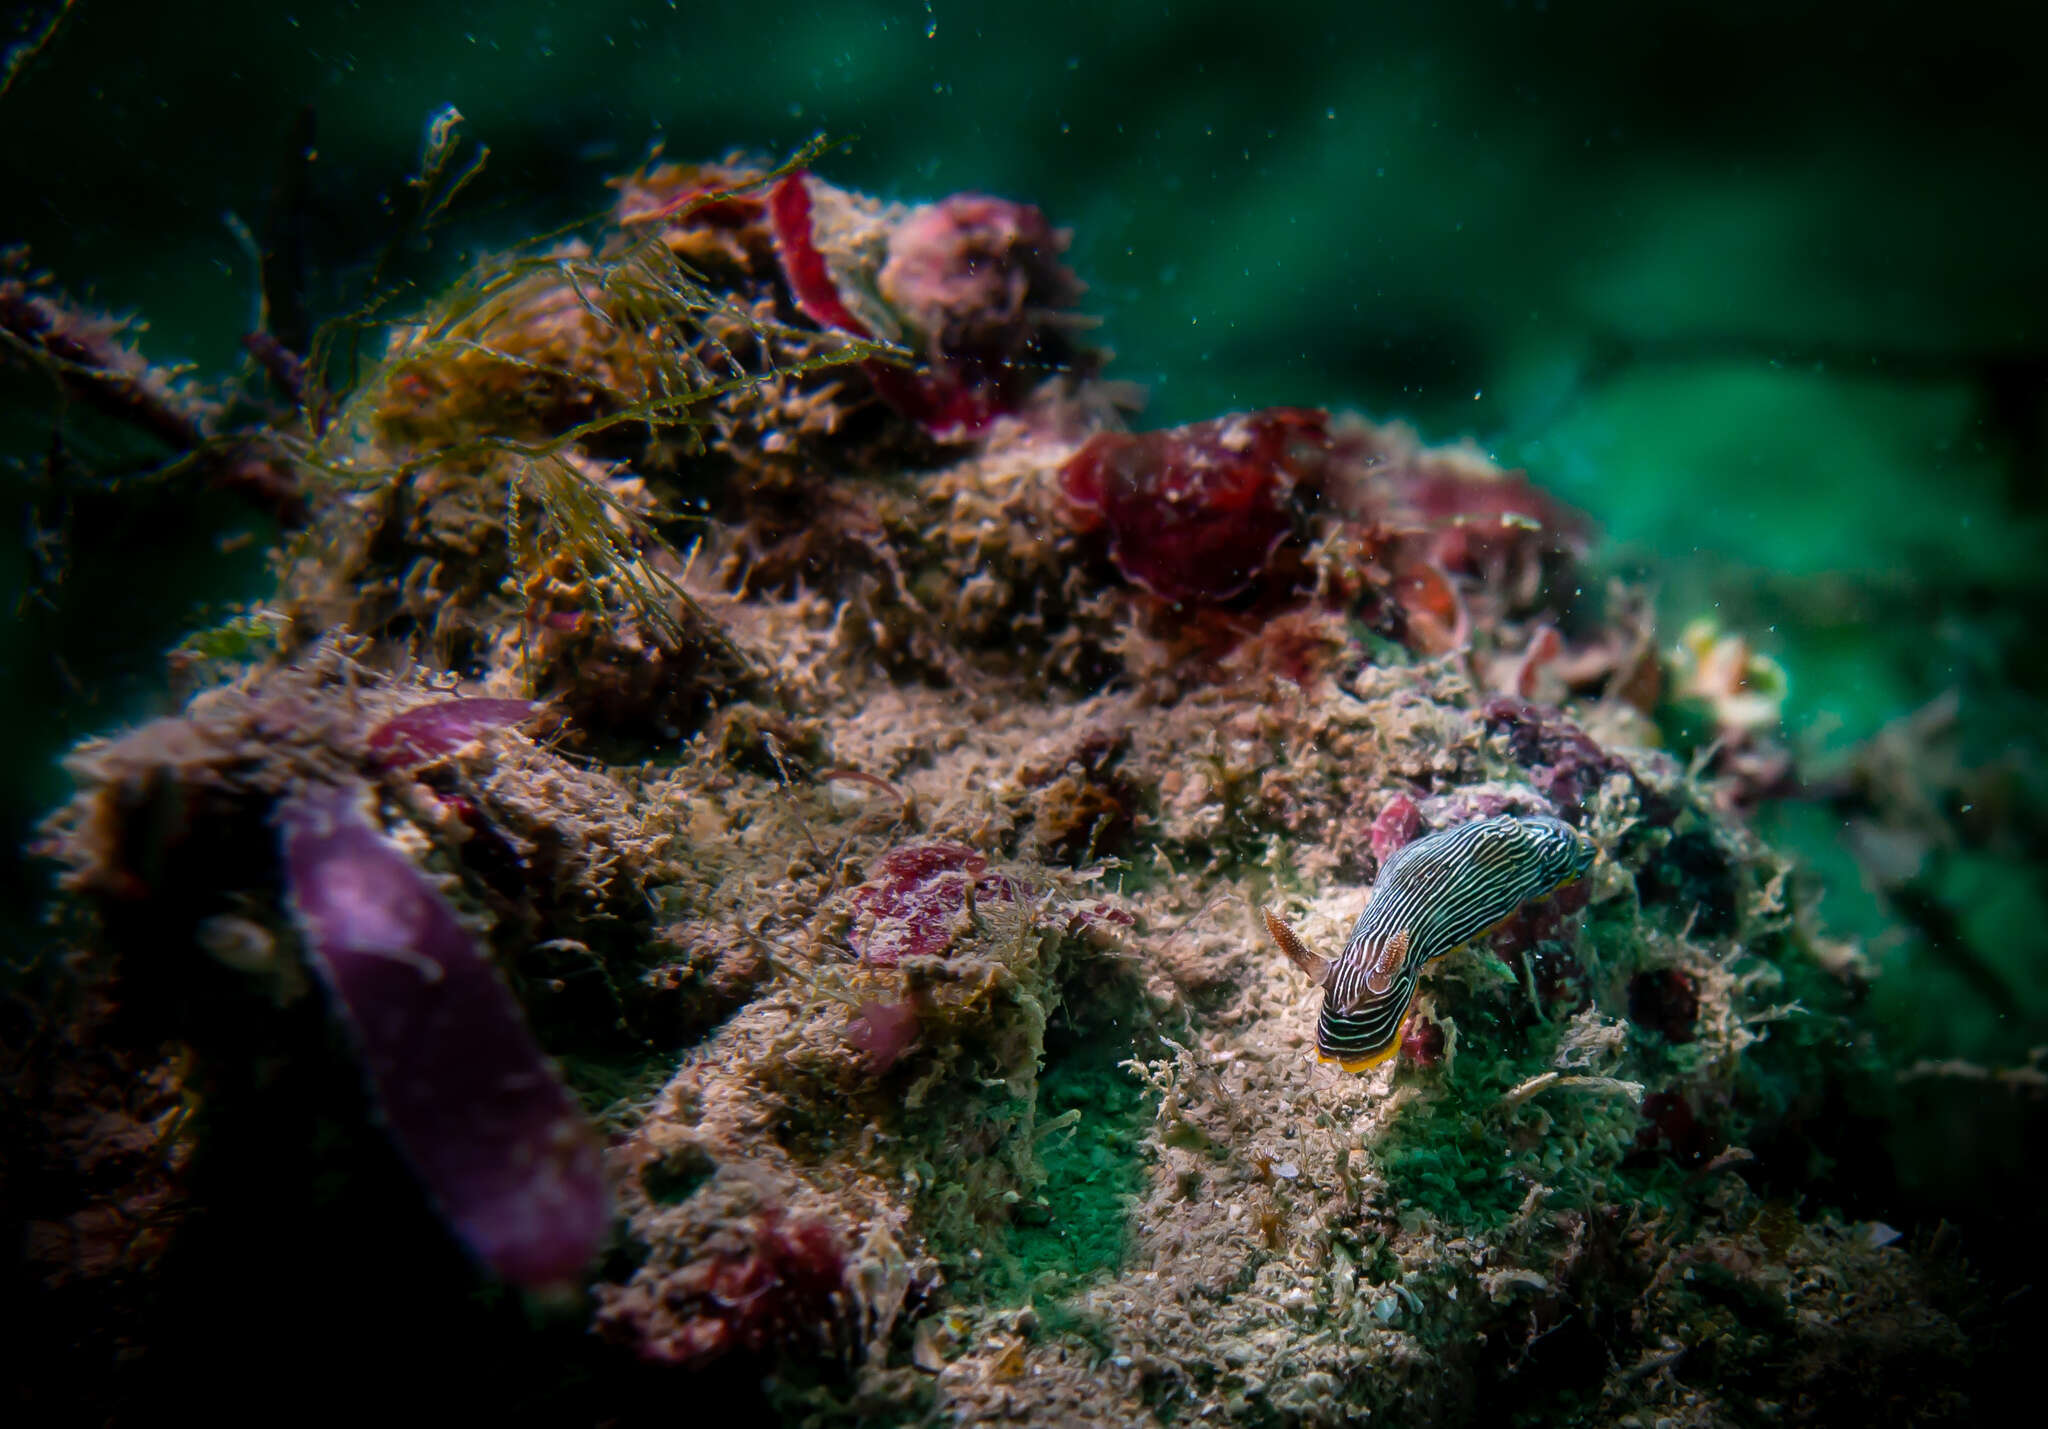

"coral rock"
[876,193,1086,430]
[1406,462,1587,581]
[1672,615,1788,741]
[611,157,777,274]
[879,194,1083,357]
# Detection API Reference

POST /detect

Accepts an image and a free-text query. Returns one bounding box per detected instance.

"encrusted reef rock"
[16,152,1991,1425]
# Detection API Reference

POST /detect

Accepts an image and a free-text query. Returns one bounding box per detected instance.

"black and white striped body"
[1313,813,1594,1071]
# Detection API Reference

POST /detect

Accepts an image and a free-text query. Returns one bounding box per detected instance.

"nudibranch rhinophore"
[1262,813,1596,1073]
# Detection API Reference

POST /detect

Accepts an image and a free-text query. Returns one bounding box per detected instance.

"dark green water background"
[5,0,2045,1178]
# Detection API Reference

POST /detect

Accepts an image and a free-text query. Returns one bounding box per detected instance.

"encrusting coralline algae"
[12,145,1986,1424]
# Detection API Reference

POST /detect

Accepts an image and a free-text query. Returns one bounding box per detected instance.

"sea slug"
[1263,813,1595,1071]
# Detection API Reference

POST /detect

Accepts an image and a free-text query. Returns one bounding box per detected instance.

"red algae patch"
[847,841,1023,966]
[1399,1010,1448,1068]
[1628,968,1701,1044]
[1403,462,1587,579]
[768,172,873,337]
[601,1208,846,1368]
[1481,695,1643,818]
[1060,407,1331,604]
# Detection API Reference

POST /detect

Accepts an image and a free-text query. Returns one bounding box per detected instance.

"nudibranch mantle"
[1263,812,1595,1073]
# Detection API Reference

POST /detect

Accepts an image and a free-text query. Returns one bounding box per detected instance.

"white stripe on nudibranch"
[1262,813,1594,1073]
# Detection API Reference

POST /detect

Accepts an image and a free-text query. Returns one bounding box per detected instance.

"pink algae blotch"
[877,192,1083,435]
[848,842,1019,966]
[1369,794,1423,866]
[366,698,538,768]
[1062,408,1330,605]
[847,999,922,1073]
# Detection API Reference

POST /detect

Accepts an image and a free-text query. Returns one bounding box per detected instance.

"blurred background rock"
[5,0,2043,1221]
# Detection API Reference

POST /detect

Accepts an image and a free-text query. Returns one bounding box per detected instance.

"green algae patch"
[993,1022,1152,1302]
[1372,1063,1647,1228]
[1374,952,1665,1227]
[168,610,285,682]
[1376,1079,1536,1228]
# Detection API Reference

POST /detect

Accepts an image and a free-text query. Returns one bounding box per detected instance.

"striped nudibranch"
[1262,813,1595,1073]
